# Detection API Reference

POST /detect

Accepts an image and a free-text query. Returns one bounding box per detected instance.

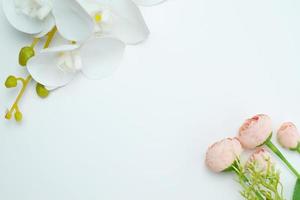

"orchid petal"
[52,0,94,42]
[41,44,80,53]
[2,0,44,34]
[99,0,150,44]
[76,0,104,14]
[35,14,55,38]
[80,37,125,79]
[27,45,80,87]
[132,0,166,6]
[45,85,61,91]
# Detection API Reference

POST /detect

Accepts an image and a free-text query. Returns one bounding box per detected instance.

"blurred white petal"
[35,14,55,38]
[80,37,125,79]
[107,0,149,44]
[27,45,80,87]
[41,44,80,53]
[83,0,149,44]
[52,0,94,41]
[76,0,106,13]
[45,85,60,91]
[132,0,166,6]
[2,0,44,34]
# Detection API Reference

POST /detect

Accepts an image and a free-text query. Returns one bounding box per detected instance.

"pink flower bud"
[248,148,272,171]
[237,114,272,149]
[277,122,300,149]
[205,138,243,172]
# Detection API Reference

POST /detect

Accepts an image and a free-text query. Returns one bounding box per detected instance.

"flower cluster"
[205,114,300,200]
[3,0,165,122]
[239,149,284,200]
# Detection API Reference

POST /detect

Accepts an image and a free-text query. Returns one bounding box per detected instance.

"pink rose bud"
[205,138,243,172]
[238,114,273,149]
[277,122,300,149]
[248,148,272,171]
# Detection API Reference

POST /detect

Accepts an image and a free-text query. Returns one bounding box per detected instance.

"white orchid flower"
[26,37,125,88]
[2,0,94,41]
[76,0,165,44]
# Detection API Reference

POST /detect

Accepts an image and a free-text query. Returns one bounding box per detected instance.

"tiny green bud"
[14,111,22,122]
[36,83,49,98]
[19,46,35,66]
[5,111,12,120]
[5,75,17,88]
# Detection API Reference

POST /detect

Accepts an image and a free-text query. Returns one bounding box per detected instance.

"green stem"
[5,27,57,121]
[30,38,39,48]
[265,139,300,178]
[293,179,300,200]
[232,162,265,200]
[44,27,57,49]
[296,145,300,154]
[5,76,32,119]
[13,76,32,108]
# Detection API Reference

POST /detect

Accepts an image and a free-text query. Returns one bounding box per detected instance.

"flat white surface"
[1,0,300,199]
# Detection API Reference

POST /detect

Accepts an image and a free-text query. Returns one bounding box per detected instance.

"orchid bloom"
[76,0,160,44]
[27,37,125,88]
[2,0,94,41]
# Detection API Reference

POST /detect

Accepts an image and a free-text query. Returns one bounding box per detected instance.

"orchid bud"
[205,138,243,172]
[19,46,35,66]
[5,75,17,88]
[36,83,49,98]
[5,111,12,120]
[14,111,22,122]
[237,114,272,149]
[277,122,300,150]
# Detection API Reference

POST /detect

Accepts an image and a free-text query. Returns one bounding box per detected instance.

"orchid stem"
[31,38,39,48]
[265,139,300,179]
[44,27,57,49]
[5,27,57,121]
[14,76,32,106]
[6,76,32,119]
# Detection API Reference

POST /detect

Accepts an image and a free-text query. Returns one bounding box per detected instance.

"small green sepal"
[36,83,49,98]
[19,46,35,66]
[5,76,17,88]
[260,132,273,147]
[5,111,12,120]
[14,111,22,122]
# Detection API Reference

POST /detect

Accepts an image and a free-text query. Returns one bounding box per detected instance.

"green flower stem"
[265,139,300,179]
[30,38,39,48]
[43,27,57,49]
[293,179,300,200]
[296,145,300,154]
[5,27,57,121]
[231,161,265,200]
[5,76,32,119]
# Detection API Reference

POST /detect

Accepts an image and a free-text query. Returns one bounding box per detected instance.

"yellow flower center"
[94,13,102,23]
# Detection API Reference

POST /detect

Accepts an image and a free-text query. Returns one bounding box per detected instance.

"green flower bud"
[5,111,12,120]
[14,111,22,122]
[36,83,49,98]
[5,75,17,88]
[19,46,35,66]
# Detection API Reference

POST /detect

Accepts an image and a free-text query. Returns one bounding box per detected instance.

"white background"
[1,0,300,199]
